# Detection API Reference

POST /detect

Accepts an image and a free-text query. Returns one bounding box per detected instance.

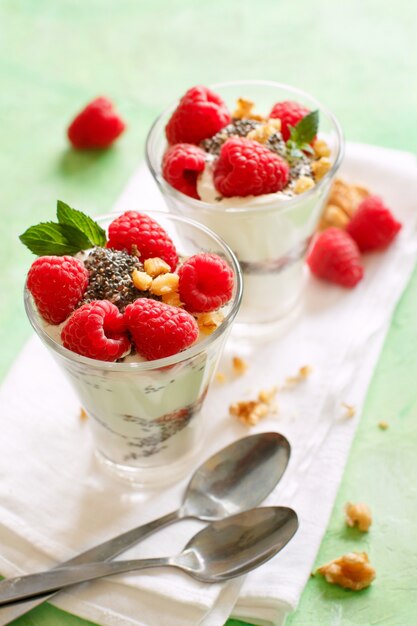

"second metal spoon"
[0,506,299,605]
[0,431,290,624]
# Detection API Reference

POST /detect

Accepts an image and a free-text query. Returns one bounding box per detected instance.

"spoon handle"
[0,558,173,606]
[0,509,181,625]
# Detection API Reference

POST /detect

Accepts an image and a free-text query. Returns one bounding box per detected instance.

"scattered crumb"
[342,402,356,418]
[229,387,278,427]
[80,408,88,421]
[317,552,375,590]
[232,356,248,376]
[215,372,227,384]
[284,365,312,388]
[378,420,389,430]
[345,502,372,532]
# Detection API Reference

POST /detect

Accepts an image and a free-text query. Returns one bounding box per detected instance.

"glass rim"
[24,209,243,372]
[145,79,345,215]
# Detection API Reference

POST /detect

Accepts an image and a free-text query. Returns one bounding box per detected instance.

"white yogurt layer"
[41,313,223,471]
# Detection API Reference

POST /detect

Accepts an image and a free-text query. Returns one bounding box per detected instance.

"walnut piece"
[312,138,331,158]
[150,273,179,296]
[319,177,370,230]
[79,408,88,421]
[317,552,375,590]
[345,502,372,532]
[294,176,315,195]
[284,365,312,388]
[161,291,183,307]
[229,387,278,427]
[311,157,331,181]
[232,356,248,376]
[232,97,265,122]
[144,257,171,278]
[197,311,224,335]
[247,119,282,144]
[342,402,356,418]
[132,269,153,292]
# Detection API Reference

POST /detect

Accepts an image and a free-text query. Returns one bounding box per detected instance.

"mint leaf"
[19,222,91,256]
[287,110,319,148]
[57,200,106,247]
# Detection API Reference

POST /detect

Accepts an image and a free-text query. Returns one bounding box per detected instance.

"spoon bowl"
[182,432,291,519]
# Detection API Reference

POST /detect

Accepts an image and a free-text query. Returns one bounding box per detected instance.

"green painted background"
[0,1,416,624]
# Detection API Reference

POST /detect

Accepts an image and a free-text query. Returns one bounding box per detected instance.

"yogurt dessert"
[146,80,344,326]
[22,206,242,485]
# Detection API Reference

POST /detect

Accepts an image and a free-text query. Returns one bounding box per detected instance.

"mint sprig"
[286,110,319,159]
[19,201,107,256]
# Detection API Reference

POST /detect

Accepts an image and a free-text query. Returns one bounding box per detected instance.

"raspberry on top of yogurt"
[21,203,235,362]
[162,87,332,202]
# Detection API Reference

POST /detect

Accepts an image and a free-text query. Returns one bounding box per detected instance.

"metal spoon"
[0,506,298,605]
[0,432,290,624]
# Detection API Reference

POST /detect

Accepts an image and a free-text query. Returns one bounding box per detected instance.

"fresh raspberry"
[162,144,206,199]
[165,86,231,145]
[61,300,130,361]
[307,227,364,288]
[107,211,178,270]
[67,97,126,149]
[213,137,290,197]
[27,256,89,324]
[124,299,199,360]
[269,100,311,142]
[178,253,234,313]
[346,196,402,252]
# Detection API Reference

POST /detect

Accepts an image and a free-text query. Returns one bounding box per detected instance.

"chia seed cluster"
[82,248,146,311]
[200,119,260,155]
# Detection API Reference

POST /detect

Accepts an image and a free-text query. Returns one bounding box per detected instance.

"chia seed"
[200,118,261,155]
[265,131,287,159]
[289,155,313,181]
[82,248,147,311]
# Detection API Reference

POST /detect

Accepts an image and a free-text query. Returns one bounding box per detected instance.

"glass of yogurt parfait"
[146,80,344,329]
[23,209,242,487]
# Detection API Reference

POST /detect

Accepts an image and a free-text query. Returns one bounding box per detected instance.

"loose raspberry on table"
[269,100,311,142]
[61,300,130,361]
[165,86,231,145]
[346,195,402,252]
[107,211,178,271]
[67,97,126,149]
[213,137,290,197]
[307,227,364,288]
[178,253,234,313]
[162,144,206,199]
[125,299,199,360]
[27,256,89,324]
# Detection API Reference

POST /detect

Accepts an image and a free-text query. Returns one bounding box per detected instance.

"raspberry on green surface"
[347,196,402,252]
[178,253,234,313]
[61,300,130,361]
[67,97,126,149]
[125,299,199,360]
[107,211,178,271]
[307,227,364,288]
[165,86,231,145]
[27,255,89,324]
[213,137,290,197]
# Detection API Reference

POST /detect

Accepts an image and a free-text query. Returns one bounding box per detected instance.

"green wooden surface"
[0,1,416,625]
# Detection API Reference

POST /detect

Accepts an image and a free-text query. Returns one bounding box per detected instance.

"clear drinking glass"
[146,80,344,330]
[25,211,242,487]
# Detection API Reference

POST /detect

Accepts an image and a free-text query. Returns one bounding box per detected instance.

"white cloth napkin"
[0,143,416,626]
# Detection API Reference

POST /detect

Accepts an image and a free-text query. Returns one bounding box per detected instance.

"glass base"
[95,443,202,489]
